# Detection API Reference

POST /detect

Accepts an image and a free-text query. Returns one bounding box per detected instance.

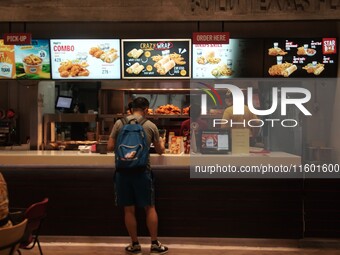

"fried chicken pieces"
[155,104,181,115]
[23,54,42,65]
[58,60,90,77]
[182,106,190,115]
[268,47,288,56]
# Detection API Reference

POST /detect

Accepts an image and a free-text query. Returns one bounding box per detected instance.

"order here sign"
[3,33,32,45]
[192,32,230,44]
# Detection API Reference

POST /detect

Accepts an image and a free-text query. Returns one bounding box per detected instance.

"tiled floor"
[20,236,340,255]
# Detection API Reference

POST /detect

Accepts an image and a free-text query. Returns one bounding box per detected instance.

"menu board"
[0,40,15,79]
[122,39,191,79]
[192,39,263,79]
[264,38,337,78]
[0,39,51,79]
[50,39,120,79]
[14,40,51,79]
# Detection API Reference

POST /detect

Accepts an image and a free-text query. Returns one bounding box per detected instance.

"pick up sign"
[3,33,32,45]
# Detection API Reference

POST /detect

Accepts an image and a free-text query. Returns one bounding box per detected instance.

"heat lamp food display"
[155,104,181,115]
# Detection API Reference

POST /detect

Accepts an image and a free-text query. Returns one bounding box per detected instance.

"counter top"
[0,151,301,167]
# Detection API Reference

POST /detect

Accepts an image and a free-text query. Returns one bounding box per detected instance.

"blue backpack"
[115,117,149,172]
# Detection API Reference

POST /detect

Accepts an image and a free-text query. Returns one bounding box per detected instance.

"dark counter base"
[2,166,335,238]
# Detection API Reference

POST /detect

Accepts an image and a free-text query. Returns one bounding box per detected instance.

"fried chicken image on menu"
[268,47,288,56]
[58,60,90,77]
[268,62,297,77]
[23,54,42,65]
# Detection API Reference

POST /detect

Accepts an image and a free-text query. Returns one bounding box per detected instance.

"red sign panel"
[193,32,230,44]
[3,33,32,45]
[322,38,336,54]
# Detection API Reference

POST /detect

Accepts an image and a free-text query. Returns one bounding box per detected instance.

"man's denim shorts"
[114,171,155,207]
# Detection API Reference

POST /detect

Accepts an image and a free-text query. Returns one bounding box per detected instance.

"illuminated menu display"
[192,39,263,79]
[15,40,51,79]
[264,38,337,78]
[0,39,51,79]
[50,39,120,79]
[122,39,191,79]
[0,40,15,79]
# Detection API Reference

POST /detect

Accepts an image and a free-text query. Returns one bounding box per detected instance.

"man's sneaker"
[150,241,169,254]
[125,243,142,255]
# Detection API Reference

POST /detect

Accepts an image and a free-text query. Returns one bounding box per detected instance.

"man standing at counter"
[107,97,168,255]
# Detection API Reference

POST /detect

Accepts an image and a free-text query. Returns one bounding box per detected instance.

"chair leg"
[37,238,43,255]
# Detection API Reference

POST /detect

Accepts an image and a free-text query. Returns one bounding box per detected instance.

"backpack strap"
[138,117,148,126]
[120,116,129,126]
[125,116,148,126]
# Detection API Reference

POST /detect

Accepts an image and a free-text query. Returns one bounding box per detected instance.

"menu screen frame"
[122,39,191,79]
[264,37,338,78]
[0,39,51,80]
[50,39,121,80]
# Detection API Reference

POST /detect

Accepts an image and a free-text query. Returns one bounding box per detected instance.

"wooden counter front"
[0,151,304,238]
[0,151,300,167]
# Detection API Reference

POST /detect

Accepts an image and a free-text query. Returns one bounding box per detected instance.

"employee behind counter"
[221,91,261,147]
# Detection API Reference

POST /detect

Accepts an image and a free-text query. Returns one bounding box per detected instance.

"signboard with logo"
[0,39,51,79]
[14,39,51,79]
[121,39,191,79]
[192,39,263,79]
[192,32,230,44]
[50,39,121,79]
[264,38,338,78]
[3,33,32,45]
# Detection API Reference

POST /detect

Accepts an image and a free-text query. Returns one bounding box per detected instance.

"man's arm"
[153,137,165,155]
[107,136,115,152]
[107,120,122,152]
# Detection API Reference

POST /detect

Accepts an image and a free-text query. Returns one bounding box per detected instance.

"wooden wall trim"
[0,0,339,22]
